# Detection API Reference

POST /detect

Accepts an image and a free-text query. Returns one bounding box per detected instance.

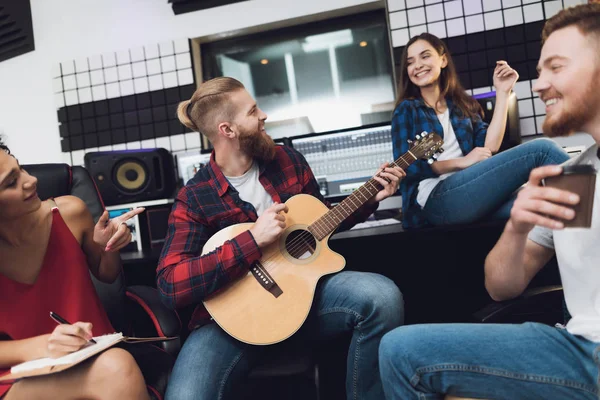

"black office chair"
[23,163,181,400]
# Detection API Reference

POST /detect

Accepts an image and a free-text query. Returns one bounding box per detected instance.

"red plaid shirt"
[156,145,378,330]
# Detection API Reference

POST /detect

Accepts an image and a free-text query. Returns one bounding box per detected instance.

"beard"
[543,71,600,137]
[238,124,276,162]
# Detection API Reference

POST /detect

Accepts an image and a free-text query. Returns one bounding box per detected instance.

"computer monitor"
[290,123,394,200]
[473,91,521,152]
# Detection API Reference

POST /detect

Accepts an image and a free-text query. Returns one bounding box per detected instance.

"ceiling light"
[359,41,367,47]
[261,59,269,65]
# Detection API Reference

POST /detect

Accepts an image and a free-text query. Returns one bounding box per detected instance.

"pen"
[49,311,97,344]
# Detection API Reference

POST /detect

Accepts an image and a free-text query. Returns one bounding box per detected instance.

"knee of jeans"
[526,138,569,161]
[361,275,404,326]
[379,327,419,371]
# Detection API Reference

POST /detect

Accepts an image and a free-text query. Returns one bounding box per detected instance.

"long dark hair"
[395,33,483,121]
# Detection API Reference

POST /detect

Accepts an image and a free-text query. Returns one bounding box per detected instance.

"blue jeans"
[379,323,600,400]
[165,271,404,400]
[422,139,570,225]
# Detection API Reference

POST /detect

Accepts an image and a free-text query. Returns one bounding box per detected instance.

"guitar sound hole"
[285,230,317,260]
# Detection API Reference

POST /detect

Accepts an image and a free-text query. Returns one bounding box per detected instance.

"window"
[201,10,395,140]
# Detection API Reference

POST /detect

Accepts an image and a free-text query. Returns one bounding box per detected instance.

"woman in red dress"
[0,138,149,400]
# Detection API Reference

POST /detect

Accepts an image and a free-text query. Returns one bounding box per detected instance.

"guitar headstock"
[408,131,444,165]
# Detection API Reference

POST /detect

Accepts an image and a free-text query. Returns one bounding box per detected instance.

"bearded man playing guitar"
[157,77,407,400]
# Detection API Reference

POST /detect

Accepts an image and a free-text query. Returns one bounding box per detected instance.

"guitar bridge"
[250,262,283,298]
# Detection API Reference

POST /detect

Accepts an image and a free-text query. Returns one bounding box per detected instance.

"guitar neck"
[308,151,418,240]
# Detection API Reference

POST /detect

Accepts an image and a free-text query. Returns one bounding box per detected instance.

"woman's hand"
[493,61,519,94]
[460,147,492,169]
[93,208,144,252]
[372,164,406,203]
[46,322,94,358]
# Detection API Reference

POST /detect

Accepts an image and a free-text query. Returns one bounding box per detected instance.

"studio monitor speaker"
[84,148,176,206]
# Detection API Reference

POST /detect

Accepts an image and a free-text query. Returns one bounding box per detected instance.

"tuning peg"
[438,148,445,153]
[432,154,439,159]
[421,131,429,137]
[407,139,413,145]
[427,158,434,165]
[415,134,421,140]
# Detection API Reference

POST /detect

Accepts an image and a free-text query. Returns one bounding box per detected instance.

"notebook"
[1,333,175,381]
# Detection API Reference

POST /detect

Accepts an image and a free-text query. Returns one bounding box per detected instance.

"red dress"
[0,206,114,397]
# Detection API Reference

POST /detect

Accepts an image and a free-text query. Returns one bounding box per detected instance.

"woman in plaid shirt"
[392,33,570,229]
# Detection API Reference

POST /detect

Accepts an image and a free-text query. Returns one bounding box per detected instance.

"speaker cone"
[114,160,149,193]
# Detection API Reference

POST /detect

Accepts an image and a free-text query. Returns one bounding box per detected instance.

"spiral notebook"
[0,333,175,381]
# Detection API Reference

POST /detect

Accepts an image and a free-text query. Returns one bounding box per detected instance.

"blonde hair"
[176,77,245,138]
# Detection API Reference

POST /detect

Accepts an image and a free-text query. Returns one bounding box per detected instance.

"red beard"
[238,127,276,162]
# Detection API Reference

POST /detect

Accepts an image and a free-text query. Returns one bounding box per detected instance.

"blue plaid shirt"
[391,97,489,229]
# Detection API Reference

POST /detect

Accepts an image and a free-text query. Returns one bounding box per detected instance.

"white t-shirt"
[225,162,273,216]
[529,143,600,342]
[416,108,463,208]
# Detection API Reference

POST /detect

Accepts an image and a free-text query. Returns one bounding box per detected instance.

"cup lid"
[561,165,597,175]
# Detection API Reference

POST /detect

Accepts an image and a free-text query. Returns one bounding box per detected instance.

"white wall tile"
[116,50,130,65]
[465,14,485,33]
[175,53,192,70]
[130,46,145,62]
[407,7,426,26]
[161,55,177,72]
[76,72,90,88]
[409,24,428,38]
[141,139,157,148]
[104,66,118,83]
[533,96,546,115]
[106,82,120,98]
[147,59,161,75]
[72,150,85,167]
[391,28,410,47]
[117,64,133,80]
[185,132,201,148]
[520,117,537,136]
[503,7,524,27]
[446,17,466,37]
[406,0,423,7]
[163,71,178,88]
[132,61,147,78]
[112,144,127,151]
[145,44,160,59]
[61,152,73,165]
[472,86,492,95]
[54,93,65,108]
[482,0,501,12]
[119,80,134,96]
[463,0,483,15]
[535,116,545,134]
[563,0,586,6]
[92,86,107,101]
[78,87,92,104]
[389,11,408,29]
[127,141,142,149]
[174,38,190,54]
[484,11,504,30]
[513,80,532,99]
[388,0,406,12]
[98,145,112,152]
[102,52,117,67]
[89,55,103,70]
[63,75,77,91]
[523,3,543,23]
[155,137,171,150]
[148,75,164,91]
[159,41,175,57]
[544,1,562,19]
[61,61,75,75]
[518,99,534,117]
[427,21,447,38]
[75,58,89,72]
[90,69,104,86]
[170,134,186,151]
[426,4,444,22]
[444,0,463,19]
[64,90,79,106]
[502,0,521,7]
[52,77,63,93]
[177,69,194,86]
[134,77,149,93]
[52,64,62,78]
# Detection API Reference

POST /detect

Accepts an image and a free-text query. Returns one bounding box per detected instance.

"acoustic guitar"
[202,132,443,345]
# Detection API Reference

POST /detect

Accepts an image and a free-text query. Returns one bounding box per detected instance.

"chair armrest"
[473,285,564,325]
[126,286,182,356]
